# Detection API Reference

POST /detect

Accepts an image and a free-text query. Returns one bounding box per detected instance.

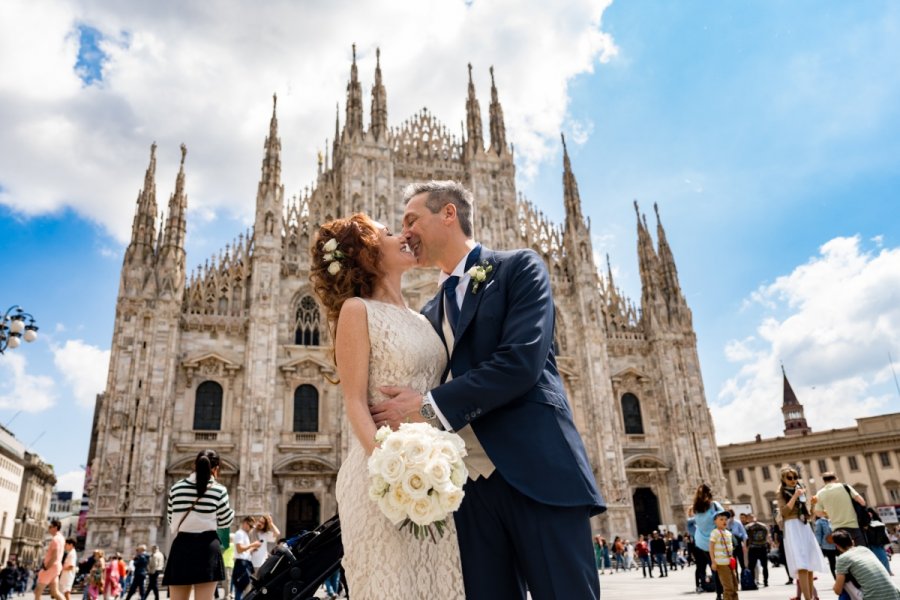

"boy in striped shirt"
[709,510,739,600]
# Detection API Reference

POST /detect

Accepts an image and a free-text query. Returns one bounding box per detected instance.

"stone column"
[863,452,885,505]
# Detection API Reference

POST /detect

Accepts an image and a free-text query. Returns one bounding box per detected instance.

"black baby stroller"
[243,514,343,600]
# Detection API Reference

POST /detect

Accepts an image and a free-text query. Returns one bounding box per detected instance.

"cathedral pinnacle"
[130,142,159,252]
[345,43,364,139]
[259,94,281,190]
[488,66,507,155]
[163,143,188,254]
[465,63,484,155]
[370,47,388,142]
[561,134,585,229]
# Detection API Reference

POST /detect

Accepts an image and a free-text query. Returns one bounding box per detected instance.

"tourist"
[831,530,900,599]
[635,535,652,577]
[624,538,636,571]
[88,551,105,600]
[34,519,66,600]
[142,546,164,600]
[102,553,121,600]
[250,515,280,573]
[649,531,667,577]
[612,536,625,573]
[744,514,770,586]
[864,507,893,574]
[0,561,17,600]
[727,512,747,571]
[709,510,739,600]
[776,466,828,600]
[812,472,867,547]
[60,538,78,600]
[232,517,261,600]
[814,514,837,577]
[220,534,234,600]
[691,483,724,596]
[163,449,235,600]
[123,546,149,600]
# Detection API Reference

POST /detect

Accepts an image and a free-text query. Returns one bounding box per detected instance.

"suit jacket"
[423,247,605,514]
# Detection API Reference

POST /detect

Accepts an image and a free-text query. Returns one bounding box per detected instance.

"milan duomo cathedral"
[84,47,726,553]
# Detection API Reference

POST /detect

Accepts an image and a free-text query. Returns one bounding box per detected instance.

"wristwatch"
[419,397,436,420]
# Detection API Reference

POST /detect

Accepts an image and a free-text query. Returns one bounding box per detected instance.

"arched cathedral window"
[293,385,319,432]
[621,393,644,435]
[194,381,223,430]
[295,296,321,346]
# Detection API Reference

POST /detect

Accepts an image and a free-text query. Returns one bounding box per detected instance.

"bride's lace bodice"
[335,299,463,599]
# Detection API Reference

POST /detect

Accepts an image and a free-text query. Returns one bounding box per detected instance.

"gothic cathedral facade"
[85,47,725,552]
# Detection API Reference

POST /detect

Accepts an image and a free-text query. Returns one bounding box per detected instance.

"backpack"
[747,523,768,547]
[740,568,758,591]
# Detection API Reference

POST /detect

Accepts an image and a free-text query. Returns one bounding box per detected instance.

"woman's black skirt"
[163,530,225,586]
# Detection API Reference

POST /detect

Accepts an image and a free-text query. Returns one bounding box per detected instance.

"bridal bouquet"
[367,422,468,541]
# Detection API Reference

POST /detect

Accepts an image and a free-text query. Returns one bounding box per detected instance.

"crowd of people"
[592,476,899,599]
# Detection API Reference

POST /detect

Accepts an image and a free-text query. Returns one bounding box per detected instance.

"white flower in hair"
[323,238,338,252]
[327,261,341,275]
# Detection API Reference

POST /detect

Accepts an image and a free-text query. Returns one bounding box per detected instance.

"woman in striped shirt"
[163,450,234,600]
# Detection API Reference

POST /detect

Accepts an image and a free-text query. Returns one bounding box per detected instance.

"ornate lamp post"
[0,305,39,354]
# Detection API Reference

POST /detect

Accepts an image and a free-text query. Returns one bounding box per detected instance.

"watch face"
[420,403,435,419]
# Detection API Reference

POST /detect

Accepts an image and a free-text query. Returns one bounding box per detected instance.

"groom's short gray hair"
[402,180,474,238]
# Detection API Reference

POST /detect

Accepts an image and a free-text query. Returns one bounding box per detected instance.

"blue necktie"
[443,276,461,335]
[443,246,483,335]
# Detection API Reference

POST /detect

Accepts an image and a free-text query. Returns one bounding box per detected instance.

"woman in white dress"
[310,213,465,599]
[777,466,828,600]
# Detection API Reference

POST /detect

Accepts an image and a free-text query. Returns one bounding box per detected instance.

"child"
[709,510,739,600]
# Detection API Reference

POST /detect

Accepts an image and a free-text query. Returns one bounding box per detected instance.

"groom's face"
[402,192,445,267]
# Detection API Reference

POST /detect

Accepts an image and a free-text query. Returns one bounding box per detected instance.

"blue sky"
[1,0,899,495]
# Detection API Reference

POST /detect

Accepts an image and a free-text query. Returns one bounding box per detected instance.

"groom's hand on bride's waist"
[371,386,422,429]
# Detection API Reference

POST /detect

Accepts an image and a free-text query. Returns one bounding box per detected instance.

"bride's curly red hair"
[310,213,382,327]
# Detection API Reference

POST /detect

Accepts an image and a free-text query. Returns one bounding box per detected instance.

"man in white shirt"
[231,517,261,600]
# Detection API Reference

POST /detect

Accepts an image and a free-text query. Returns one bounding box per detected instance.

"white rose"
[409,494,443,526]
[388,483,412,511]
[380,451,406,484]
[323,238,338,252]
[374,426,392,444]
[327,261,341,275]
[402,435,430,465]
[377,494,407,525]
[450,463,468,487]
[383,433,405,455]
[438,487,465,513]
[441,431,467,456]
[400,467,430,500]
[432,440,460,463]
[424,458,451,485]
[367,475,389,501]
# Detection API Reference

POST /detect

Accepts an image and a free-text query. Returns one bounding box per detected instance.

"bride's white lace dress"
[335,299,465,599]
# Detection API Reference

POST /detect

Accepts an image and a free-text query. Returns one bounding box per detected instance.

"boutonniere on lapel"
[466,260,494,294]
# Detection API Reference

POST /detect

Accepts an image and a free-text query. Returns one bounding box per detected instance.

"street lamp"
[0,306,39,354]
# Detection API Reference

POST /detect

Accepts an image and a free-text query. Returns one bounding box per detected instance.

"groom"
[373,180,606,599]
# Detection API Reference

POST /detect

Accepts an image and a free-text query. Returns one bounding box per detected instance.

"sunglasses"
[784,475,797,481]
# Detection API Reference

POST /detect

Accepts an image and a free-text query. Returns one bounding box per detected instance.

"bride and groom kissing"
[309,181,606,599]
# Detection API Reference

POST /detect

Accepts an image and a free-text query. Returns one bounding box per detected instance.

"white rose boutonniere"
[466,260,494,294]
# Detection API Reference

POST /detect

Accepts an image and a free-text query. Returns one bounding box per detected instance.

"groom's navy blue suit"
[423,246,605,599]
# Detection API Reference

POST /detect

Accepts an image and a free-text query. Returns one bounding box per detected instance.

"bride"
[309,213,465,599]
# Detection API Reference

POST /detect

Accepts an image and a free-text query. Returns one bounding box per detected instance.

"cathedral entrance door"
[633,487,661,536]
[286,493,320,538]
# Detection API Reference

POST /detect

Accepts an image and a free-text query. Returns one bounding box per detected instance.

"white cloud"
[714,235,900,443]
[0,0,618,243]
[0,352,57,412]
[55,469,85,497]
[52,339,110,408]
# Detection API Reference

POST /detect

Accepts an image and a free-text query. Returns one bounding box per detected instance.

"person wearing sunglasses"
[777,467,829,600]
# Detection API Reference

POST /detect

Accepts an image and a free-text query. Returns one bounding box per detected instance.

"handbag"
[217,527,230,550]
[843,484,871,528]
